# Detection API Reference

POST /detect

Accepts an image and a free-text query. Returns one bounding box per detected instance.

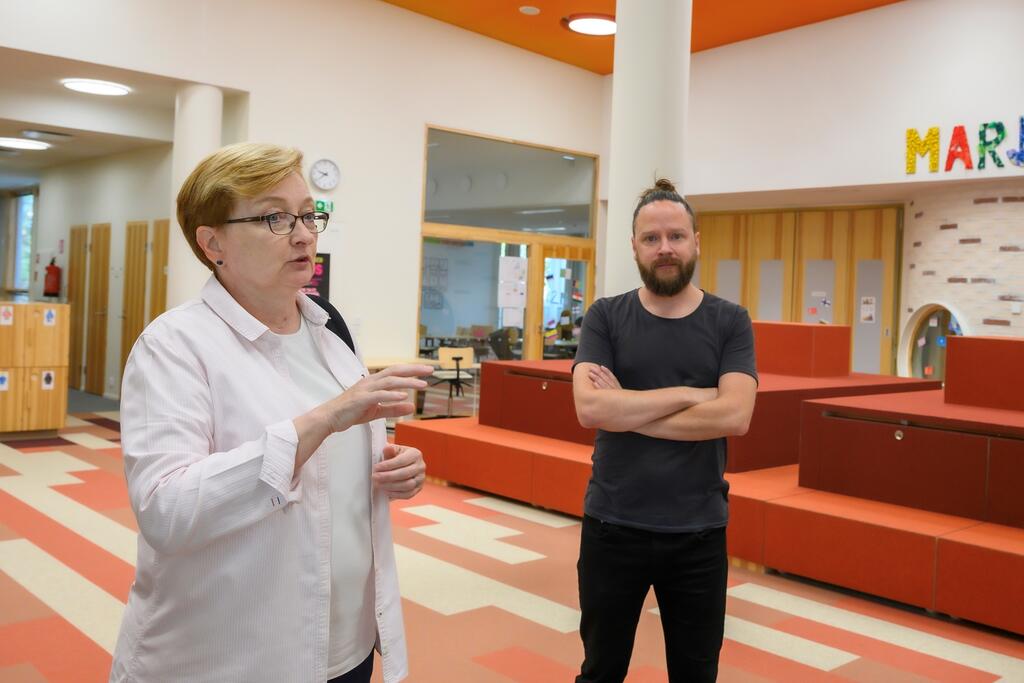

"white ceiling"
[0,118,167,189]
[0,47,239,190]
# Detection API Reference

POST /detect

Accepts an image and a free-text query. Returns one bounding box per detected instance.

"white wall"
[35,144,172,396]
[0,0,605,362]
[685,0,1024,196]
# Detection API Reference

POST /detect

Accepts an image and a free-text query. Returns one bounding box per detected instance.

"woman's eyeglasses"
[224,211,329,235]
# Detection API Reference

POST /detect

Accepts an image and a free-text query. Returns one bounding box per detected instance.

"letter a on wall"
[945,125,974,171]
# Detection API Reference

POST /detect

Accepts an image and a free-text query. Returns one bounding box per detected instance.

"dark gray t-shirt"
[573,289,757,532]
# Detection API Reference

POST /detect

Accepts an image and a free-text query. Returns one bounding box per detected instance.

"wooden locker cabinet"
[0,302,70,432]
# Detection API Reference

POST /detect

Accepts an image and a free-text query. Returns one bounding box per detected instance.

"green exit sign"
[315,199,334,213]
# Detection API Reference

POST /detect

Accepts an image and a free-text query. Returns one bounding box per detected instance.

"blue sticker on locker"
[937,336,947,347]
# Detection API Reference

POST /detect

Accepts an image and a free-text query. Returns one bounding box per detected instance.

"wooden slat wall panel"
[743,212,796,321]
[697,213,747,304]
[121,221,148,376]
[850,207,900,373]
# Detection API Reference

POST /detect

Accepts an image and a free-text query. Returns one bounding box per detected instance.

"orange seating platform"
[728,372,940,472]
[395,419,1024,635]
[395,417,592,516]
[475,358,940,472]
[944,335,1024,412]
[799,390,1024,526]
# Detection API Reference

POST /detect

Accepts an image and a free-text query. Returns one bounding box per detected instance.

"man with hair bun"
[571,179,758,682]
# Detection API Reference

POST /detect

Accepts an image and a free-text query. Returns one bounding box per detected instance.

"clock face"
[310,158,340,191]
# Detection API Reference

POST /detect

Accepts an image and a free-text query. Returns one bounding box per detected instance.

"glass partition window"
[424,128,595,237]
[419,237,525,361]
[14,193,35,291]
[542,257,587,358]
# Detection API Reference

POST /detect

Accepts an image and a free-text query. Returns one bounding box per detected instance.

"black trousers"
[576,515,728,683]
[327,651,373,683]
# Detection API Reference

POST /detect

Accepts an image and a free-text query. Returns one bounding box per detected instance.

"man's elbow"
[729,412,753,437]
[575,403,600,430]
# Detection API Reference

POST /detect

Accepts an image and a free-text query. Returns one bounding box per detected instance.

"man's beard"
[636,256,696,297]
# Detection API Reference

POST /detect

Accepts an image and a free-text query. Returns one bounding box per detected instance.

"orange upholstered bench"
[936,524,1024,635]
[724,465,807,565]
[762,491,978,609]
[395,417,592,516]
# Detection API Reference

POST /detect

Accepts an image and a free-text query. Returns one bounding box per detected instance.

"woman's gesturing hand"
[322,364,434,433]
[373,444,426,499]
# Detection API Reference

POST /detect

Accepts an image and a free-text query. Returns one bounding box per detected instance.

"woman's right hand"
[319,364,434,432]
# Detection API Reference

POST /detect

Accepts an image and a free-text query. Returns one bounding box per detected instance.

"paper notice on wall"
[811,291,827,299]
[499,256,527,283]
[859,296,876,323]
[0,305,12,326]
[43,308,57,326]
[929,317,939,327]
[498,281,527,308]
[917,337,927,347]
[502,307,524,328]
[41,370,55,391]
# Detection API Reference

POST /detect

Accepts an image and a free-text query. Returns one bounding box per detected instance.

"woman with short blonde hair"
[110,142,431,683]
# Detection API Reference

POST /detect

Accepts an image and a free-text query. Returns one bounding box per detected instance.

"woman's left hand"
[372,444,426,499]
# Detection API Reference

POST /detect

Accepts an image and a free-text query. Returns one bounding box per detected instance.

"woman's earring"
[215,260,224,266]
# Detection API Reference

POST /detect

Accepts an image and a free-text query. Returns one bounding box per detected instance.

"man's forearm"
[633,396,751,441]
[577,385,711,432]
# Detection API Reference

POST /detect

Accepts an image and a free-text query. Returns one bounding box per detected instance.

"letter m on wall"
[906,127,940,174]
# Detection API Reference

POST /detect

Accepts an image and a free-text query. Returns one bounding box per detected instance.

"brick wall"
[900,181,1024,351]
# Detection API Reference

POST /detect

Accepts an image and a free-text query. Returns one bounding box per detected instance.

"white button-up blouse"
[109,276,408,682]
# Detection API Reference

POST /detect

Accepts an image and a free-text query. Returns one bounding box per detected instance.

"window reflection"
[424,129,595,237]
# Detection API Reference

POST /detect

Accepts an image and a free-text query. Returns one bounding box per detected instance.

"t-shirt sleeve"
[572,299,614,371]
[720,305,758,384]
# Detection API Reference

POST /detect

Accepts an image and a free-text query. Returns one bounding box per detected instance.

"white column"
[168,83,223,309]
[601,0,693,297]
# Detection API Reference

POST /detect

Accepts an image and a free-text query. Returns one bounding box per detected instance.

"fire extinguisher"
[43,257,62,297]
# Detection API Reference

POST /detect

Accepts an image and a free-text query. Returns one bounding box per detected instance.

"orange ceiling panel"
[381,0,905,74]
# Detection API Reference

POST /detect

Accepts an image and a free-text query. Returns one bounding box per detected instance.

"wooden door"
[85,223,110,395]
[121,221,148,375]
[68,225,88,389]
[149,218,170,321]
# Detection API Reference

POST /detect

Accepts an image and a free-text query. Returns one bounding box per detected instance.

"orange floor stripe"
[0,491,134,601]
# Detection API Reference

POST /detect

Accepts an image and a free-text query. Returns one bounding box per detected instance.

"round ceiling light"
[0,137,51,150]
[61,78,132,96]
[519,6,540,15]
[563,14,616,36]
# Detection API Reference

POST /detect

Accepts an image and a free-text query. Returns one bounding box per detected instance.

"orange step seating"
[395,330,1024,636]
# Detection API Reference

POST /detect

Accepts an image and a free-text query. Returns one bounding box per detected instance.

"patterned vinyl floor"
[1,412,1023,682]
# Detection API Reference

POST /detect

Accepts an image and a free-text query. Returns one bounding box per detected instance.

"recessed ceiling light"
[0,137,51,151]
[21,129,73,142]
[519,6,540,15]
[61,78,131,96]
[562,155,576,161]
[563,14,616,36]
